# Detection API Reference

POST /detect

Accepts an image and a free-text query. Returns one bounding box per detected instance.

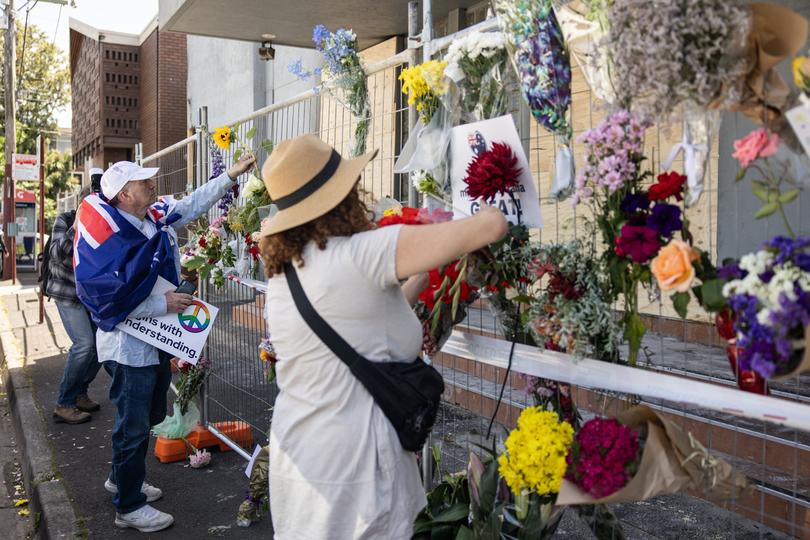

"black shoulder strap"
[283,262,361,369]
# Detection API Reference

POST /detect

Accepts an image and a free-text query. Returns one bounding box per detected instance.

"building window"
[134,53,138,62]
[105,73,110,82]
[105,50,110,59]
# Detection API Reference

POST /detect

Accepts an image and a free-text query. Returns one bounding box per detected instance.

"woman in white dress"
[257,134,507,540]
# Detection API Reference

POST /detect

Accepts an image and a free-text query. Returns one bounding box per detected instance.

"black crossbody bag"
[284,263,444,452]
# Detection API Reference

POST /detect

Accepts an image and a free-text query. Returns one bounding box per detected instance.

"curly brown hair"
[259,185,373,277]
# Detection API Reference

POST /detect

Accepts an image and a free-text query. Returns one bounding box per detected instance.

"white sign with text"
[12,153,39,181]
[449,115,543,227]
[117,277,219,364]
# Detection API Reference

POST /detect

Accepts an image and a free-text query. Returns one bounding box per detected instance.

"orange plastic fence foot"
[211,421,253,453]
[186,425,219,449]
[154,437,188,463]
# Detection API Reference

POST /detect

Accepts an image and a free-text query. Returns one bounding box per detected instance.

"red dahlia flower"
[463,142,522,202]
[648,171,686,202]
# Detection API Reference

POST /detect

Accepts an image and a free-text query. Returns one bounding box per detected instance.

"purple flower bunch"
[723,236,810,378]
[565,417,640,498]
[209,140,238,218]
[573,110,647,205]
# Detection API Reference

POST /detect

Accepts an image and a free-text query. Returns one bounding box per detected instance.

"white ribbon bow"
[663,128,708,207]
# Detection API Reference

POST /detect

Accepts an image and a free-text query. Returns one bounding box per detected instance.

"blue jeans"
[56,301,102,407]
[108,351,172,514]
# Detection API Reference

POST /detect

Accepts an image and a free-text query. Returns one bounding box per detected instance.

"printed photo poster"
[116,276,219,364]
[449,115,543,227]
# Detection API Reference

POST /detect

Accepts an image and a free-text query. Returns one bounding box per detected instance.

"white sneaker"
[114,504,174,532]
[104,478,163,502]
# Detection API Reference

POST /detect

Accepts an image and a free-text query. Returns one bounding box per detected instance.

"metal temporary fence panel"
[139,23,810,539]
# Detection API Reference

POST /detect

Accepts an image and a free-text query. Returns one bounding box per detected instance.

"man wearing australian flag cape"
[75,155,255,533]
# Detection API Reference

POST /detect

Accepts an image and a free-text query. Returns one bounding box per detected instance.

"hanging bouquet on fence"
[181,217,236,289]
[721,236,810,380]
[526,240,620,361]
[492,0,574,199]
[395,59,452,177]
[558,406,748,505]
[313,24,369,156]
[444,31,511,123]
[259,337,277,383]
[795,51,810,98]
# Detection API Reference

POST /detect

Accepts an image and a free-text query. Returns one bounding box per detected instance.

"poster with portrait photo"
[449,115,542,228]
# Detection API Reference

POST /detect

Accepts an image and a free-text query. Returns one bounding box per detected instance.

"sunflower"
[213,126,232,150]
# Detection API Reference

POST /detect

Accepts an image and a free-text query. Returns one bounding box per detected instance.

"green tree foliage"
[0,20,71,159]
[18,150,77,232]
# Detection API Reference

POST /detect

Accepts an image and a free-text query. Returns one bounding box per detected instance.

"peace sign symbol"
[178,301,211,333]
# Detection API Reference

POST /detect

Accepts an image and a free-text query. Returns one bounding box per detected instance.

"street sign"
[11,153,39,181]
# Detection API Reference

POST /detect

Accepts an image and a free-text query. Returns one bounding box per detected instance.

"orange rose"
[651,240,699,293]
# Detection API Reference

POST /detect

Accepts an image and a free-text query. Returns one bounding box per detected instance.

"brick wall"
[100,43,141,142]
[157,31,188,150]
[70,30,101,169]
[139,30,159,157]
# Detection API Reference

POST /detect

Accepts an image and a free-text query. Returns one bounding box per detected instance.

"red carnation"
[463,142,522,202]
[198,237,207,248]
[377,207,427,227]
[648,171,686,202]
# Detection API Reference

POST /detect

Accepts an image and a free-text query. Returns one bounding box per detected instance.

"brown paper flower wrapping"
[720,3,809,141]
[556,406,749,505]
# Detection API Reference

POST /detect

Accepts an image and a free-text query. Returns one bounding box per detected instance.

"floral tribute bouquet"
[492,0,574,198]
[375,202,477,355]
[595,0,749,121]
[181,217,236,289]
[732,128,803,237]
[399,60,449,125]
[794,51,810,98]
[443,31,511,122]
[486,408,573,538]
[258,337,278,383]
[151,357,210,443]
[565,418,641,499]
[526,240,620,362]
[558,406,748,505]
[721,236,810,379]
[573,110,672,364]
[312,25,369,156]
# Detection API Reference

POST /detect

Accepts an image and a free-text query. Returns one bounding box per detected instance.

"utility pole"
[3,0,16,282]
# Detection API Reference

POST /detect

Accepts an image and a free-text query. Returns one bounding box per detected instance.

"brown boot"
[76,395,100,413]
[53,406,91,424]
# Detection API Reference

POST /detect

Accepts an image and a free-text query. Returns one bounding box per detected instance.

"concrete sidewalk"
[0,273,272,538]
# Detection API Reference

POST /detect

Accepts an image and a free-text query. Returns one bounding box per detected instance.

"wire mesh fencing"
[138,25,810,540]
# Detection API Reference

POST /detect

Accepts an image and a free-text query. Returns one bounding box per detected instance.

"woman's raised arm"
[395,206,508,280]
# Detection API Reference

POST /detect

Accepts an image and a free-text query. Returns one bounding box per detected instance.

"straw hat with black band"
[259,134,378,237]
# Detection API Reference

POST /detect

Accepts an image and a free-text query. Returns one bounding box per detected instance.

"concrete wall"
[717,0,810,261]
[186,35,321,131]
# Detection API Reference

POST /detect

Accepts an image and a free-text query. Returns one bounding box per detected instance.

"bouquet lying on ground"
[557,406,748,505]
[722,236,810,379]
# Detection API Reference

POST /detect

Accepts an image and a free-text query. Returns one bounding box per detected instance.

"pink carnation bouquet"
[565,417,641,498]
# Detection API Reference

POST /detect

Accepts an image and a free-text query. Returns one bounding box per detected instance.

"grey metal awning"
[159,0,483,48]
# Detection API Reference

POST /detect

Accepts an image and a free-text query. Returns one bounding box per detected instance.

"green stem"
[776,203,796,239]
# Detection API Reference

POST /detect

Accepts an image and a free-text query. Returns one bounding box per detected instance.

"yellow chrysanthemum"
[213,126,232,150]
[793,56,810,92]
[498,407,573,496]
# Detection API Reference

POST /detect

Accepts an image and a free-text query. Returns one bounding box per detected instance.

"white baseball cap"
[89,167,104,177]
[101,161,159,201]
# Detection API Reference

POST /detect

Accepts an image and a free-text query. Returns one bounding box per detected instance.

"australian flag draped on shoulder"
[75,194,181,331]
